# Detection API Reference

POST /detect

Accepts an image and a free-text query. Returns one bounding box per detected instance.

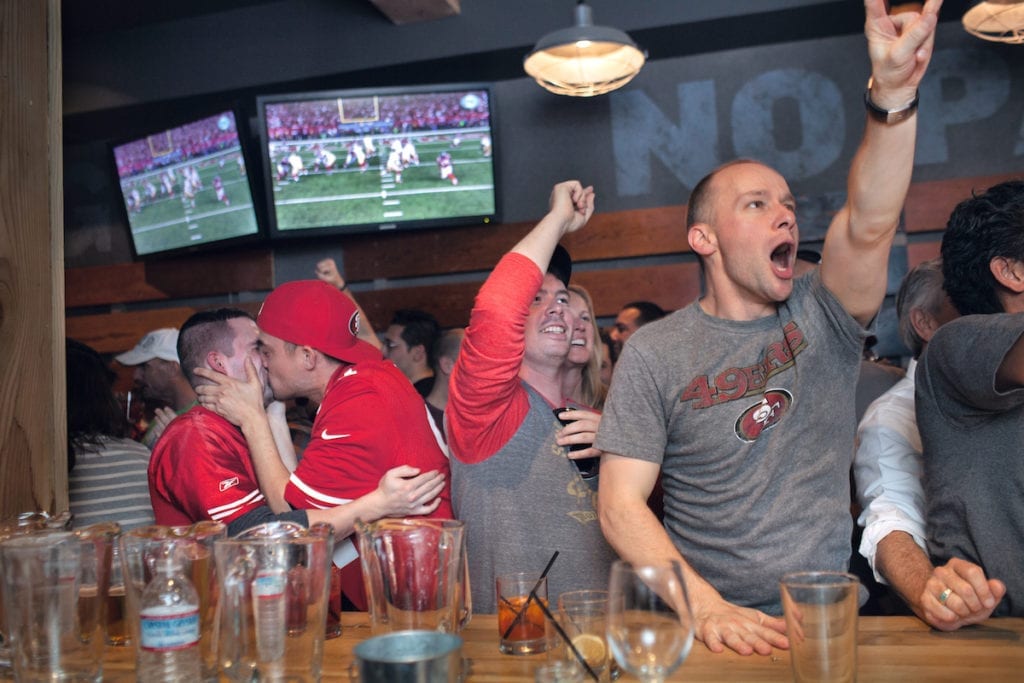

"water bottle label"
[254,570,286,598]
[140,605,200,651]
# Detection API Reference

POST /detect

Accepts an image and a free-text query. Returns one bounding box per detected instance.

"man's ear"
[909,308,939,345]
[439,355,455,376]
[205,351,226,374]
[300,346,318,370]
[688,223,716,258]
[990,257,1024,294]
[410,343,426,364]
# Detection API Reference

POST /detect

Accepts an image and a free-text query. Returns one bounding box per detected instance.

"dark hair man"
[608,301,666,360]
[914,179,1024,618]
[384,309,442,397]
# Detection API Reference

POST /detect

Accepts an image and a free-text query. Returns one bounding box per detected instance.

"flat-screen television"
[111,109,263,258]
[256,83,498,239]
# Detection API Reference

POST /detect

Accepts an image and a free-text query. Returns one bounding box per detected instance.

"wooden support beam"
[0,0,64,517]
[368,0,459,25]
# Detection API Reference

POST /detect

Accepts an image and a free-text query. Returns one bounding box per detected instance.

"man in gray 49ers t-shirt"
[596,0,943,658]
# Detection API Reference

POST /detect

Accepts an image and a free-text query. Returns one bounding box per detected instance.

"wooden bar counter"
[98,614,1024,682]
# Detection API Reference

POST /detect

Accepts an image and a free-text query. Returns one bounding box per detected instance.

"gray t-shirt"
[451,383,618,613]
[596,273,866,613]
[916,313,1024,617]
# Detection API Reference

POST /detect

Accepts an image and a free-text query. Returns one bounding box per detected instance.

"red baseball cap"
[257,280,382,365]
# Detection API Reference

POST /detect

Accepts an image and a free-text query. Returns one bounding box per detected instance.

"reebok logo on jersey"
[321,430,351,440]
[219,476,240,492]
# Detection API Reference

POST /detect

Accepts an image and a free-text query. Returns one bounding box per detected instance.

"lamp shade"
[524,2,646,97]
[962,0,1024,44]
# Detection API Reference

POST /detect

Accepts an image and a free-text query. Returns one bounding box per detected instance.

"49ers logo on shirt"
[734,389,792,442]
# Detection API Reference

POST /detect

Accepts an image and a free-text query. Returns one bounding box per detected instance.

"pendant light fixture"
[523,1,646,97]
[962,0,1024,44]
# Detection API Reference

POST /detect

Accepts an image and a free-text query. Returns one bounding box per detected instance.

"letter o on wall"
[731,68,844,181]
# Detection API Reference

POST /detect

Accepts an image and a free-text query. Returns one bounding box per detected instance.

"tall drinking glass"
[606,560,694,683]
[0,511,74,673]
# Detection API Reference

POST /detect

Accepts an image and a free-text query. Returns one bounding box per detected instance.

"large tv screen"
[112,110,263,258]
[257,83,498,238]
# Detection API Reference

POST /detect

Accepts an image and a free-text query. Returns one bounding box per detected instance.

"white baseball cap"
[114,328,180,366]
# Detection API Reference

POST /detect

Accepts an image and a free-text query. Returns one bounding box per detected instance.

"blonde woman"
[563,284,607,410]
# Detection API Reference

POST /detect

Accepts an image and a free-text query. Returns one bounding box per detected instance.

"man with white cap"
[115,327,196,447]
[195,280,453,610]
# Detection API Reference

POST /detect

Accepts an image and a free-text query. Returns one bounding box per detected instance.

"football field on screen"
[126,150,258,255]
[272,138,495,230]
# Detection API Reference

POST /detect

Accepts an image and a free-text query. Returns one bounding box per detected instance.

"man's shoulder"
[166,404,232,431]
[326,360,413,398]
[154,406,240,456]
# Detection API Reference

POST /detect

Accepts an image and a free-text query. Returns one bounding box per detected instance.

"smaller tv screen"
[257,83,498,238]
[112,110,262,257]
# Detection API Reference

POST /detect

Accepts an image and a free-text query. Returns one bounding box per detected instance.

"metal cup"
[354,630,463,683]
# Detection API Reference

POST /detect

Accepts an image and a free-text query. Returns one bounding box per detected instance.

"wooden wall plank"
[66,262,166,307]
[907,241,941,268]
[144,249,274,298]
[354,261,702,331]
[67,302,262,356]
[341,204,690,282]
[573,262,701,317]
[65,248,274,308]
[904,173,1021,233]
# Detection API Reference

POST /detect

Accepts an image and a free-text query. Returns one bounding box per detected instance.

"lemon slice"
[571,633,607,667]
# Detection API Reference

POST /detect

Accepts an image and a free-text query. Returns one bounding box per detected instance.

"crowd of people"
[114,113,241,178]
[264,91,491,142]
[65,0,1024,657]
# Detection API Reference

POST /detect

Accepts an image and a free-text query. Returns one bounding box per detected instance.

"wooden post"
[0,0,65,517]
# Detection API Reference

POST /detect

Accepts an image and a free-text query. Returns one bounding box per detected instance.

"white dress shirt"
[853,358,928,582]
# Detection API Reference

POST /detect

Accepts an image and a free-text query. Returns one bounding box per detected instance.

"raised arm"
[598,454,788,656]
[511,180,594,272]
[315,257,382,351]
[820,0,941,325]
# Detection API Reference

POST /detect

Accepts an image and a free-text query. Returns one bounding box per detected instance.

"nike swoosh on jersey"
[320,430,351,440]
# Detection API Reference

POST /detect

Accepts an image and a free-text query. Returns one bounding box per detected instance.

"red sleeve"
[447,252,539,464]
[148,410,266,526]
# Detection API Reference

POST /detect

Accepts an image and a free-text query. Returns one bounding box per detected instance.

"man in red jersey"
[195,282,453,609]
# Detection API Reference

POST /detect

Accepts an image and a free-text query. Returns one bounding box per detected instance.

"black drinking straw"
[532,592,600,682]
[501,550,559,640]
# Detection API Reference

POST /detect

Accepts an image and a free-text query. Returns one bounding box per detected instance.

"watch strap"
[864,78,919,124]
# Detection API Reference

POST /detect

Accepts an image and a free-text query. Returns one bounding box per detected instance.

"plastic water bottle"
[138,555,201,682]
[252,561,287,662]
